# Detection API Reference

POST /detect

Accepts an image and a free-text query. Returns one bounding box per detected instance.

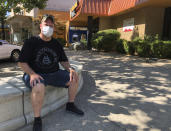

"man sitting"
[18,14,84,131]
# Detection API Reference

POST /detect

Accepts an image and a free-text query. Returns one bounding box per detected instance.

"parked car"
[0,40,22,62]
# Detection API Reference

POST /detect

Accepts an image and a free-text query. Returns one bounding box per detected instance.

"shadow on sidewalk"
[42,71,125,131]
[0,60,22,78]
[66,50,171,131]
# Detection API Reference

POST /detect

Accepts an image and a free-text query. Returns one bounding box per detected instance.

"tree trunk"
[0,17,5,40]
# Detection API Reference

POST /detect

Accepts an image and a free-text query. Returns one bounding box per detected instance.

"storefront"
[70,0,171,41]
[7,15,34,44]
[7,9,70,45]
[69,27,87,43]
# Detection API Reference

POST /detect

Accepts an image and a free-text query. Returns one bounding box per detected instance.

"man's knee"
[32,83,45,94]
[66,78,79,87]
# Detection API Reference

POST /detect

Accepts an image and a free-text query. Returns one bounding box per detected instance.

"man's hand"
[18,62,44,87]
[30,73,44,87]
[69,68,78,83]
[59,61,78,83]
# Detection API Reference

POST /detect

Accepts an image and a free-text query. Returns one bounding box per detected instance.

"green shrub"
[57,38,66,47]
[80,39,87,48]
[152,41,171,58]
[131,37,152,57]
[92,31,171,59]
[131,35,171,58]
[144,34,159,43]
[136,42,152,57]
[91,29,121,51]
[123,40,129,54]
[127,41,136,55]
[151,41,163,58]
[161,41,171,58]
[116,39,126,54]
[116,39,136,55]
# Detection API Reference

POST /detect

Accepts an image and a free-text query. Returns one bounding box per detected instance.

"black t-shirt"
[19,36,68,73]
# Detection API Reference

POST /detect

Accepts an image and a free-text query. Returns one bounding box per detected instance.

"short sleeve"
[58,44,68,62]
[18,39,33,63]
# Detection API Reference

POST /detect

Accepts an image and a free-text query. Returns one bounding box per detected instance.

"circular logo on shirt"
[35,47,58,69]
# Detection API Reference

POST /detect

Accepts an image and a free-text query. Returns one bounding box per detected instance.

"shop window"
[72,34,79,42]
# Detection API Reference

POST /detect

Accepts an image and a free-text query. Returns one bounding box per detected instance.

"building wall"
[25,8,39,18]
[111,8,146,41]
[99,6,166,41]
[99,16,113,30]
[144,7,165,38]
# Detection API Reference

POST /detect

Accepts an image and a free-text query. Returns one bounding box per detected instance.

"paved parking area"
[1,50,171,131]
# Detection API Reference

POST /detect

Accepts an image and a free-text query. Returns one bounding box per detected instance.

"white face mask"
[42,26,54,37]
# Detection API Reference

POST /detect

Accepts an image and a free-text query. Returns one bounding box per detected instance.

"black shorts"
[23,69,70,89]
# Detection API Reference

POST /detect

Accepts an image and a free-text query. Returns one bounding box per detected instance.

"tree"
[0,0,48,40]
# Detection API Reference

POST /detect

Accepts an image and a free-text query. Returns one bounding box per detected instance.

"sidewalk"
[19,50,171,131]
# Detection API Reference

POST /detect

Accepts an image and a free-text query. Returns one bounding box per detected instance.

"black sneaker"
[66,102,84,116]
[33,117,42,131]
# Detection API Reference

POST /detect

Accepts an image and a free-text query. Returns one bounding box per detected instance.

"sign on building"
[70,1,79,19]
[123,18,134,32]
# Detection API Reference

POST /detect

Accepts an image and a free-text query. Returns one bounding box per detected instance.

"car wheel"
[11,50,20,62]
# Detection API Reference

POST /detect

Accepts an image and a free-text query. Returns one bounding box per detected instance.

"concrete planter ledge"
[0,60,83,131]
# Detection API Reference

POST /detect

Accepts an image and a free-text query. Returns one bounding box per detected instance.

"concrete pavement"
[15,50,171,131]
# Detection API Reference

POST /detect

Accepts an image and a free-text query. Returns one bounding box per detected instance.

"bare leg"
[66,74,79,102]
[68,80,79,102]
[31,83,45,117]
[66,75,84,116]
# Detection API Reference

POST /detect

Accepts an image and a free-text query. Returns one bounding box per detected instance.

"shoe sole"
[66,110,84,116]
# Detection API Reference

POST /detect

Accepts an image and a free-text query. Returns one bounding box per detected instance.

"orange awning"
[70,0,149,21]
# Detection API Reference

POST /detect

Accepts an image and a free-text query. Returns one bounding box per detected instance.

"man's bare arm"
[60,61,78,83]
[18,62,36,75]
[18,62,43,87]
[60,61,72,72]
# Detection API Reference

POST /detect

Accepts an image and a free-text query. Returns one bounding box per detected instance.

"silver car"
[0,40,22,62]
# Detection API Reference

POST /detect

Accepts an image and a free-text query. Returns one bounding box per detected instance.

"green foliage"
[91,29,121,51]
[127,41,136,55]
[116,39,135,55]
[80,39,87,48]
[0,0,47,18]
[161,41,171,58]
[116,39,127,54]
[132,37,152,57]
[151,41,171,58]
[116,35,171,59]
[57,38,66,47]
[22,0,48,12]
[0,0,47,39]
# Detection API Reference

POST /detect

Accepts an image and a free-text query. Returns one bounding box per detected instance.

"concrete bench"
[0,60,83,131]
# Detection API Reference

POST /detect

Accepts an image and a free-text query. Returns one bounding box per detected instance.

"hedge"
[116,36,171,59]
[91,29,121,51]
[80,39,87,48]
[151,41,171,58]
[91,30,171,59]
[116,39,135,55]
